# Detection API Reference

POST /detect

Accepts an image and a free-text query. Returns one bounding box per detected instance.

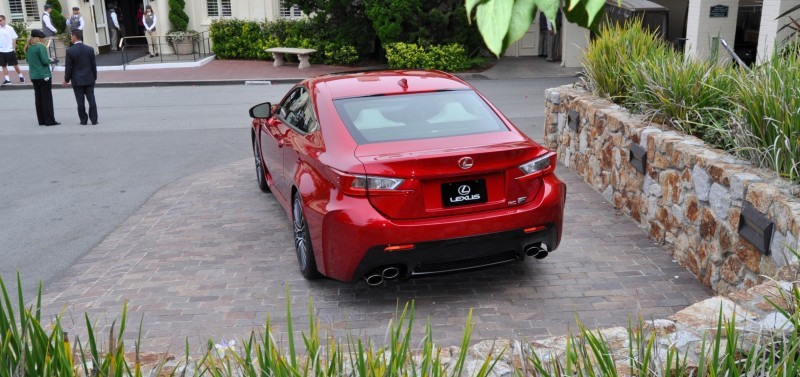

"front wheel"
[252,137,269,193]
[292,194,321,279]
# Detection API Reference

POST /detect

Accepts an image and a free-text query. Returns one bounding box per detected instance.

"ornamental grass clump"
[582,18,671,102]
[729,51,800,182]
[626,53,739,150]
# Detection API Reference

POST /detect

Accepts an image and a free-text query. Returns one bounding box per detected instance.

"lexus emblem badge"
[457,185,471,195]
[458,157,474,170]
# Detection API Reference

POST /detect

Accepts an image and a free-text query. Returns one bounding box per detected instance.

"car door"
[260,87,310,202]
[280,89,317,199]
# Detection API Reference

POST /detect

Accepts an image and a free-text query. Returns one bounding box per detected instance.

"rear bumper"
[310,174,566,282]
[353,224,559,281]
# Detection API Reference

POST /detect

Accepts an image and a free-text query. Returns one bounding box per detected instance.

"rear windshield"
[333,90,509,144]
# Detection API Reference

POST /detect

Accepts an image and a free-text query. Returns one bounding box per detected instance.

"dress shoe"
[41,122,60,126]
[91,122,99,125]
[80,122,87,125]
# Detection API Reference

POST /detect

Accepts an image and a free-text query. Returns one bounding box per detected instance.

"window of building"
[279,2,302,19]
[207,0,232,18]
[7,0,40,23]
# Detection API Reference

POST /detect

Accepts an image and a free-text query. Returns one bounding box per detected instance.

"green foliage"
[583,18,670,101]
[292,0,377,58]
[385,42,472,71]
[47,0,62,13]
[730,52,800,182]
[168,0,189,32]
[584,18,800,182]
[365,0,485,58]
[11,21,28,59]
[466,0,606,56]
[0,275,498,376]
[626,51,738,149]
[209,18,360,66]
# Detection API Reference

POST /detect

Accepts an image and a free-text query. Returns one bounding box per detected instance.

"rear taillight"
[328,168,406,196]
[518,152,556,177]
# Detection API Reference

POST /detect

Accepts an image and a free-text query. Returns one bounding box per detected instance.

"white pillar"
[758,0,800,62]
[685,0,740,62]
[561,17,589,68]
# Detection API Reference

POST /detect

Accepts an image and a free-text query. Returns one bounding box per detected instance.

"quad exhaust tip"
[525,243,549,259]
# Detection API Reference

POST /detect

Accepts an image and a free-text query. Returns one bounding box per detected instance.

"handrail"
[118,31,212,70]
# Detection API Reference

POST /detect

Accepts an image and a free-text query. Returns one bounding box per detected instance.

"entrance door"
[92,0,110,51]
[504,25,540,57]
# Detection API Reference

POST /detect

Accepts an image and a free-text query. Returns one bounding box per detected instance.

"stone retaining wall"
[543,84,800,294]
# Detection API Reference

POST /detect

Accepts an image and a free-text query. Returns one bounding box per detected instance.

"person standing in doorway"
[0,14,25,85]
[537,12,547,57]
[68,7,84,32]
[41,4,56,37]
[143,5,159,57]
[25,29,59,126]
[546,9,562,62]
[107,4,120,51]
[63,30,98,125]
[137,4,145,36]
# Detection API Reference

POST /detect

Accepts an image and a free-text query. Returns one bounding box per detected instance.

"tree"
[169,0,189,31]
[46,0,66,33]
[466,0,607,56]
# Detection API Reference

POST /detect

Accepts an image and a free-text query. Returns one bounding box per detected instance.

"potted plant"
[167,0,197,54]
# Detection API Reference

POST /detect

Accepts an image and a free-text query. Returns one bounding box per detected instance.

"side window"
[278,88,317,133]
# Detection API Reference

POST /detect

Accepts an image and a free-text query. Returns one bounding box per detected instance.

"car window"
[278,88,316,133]
[333,90,509,144]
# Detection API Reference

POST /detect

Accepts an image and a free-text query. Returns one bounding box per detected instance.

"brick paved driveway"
[40,156,713,353]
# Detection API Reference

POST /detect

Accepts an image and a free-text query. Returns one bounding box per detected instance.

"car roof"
[306,70,473,100]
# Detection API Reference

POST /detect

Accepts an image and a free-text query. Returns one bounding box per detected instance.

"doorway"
[109,0,146,46]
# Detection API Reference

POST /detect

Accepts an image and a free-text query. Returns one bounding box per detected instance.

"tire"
[292,194,322,279]
[252,137,270,193]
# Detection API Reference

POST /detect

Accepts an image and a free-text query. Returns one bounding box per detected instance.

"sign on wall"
[710,5,729,18]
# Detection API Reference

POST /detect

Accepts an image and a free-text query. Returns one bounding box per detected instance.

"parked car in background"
[249,70,566,285]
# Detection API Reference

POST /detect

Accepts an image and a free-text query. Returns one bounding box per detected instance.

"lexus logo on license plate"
[442,179,488,207]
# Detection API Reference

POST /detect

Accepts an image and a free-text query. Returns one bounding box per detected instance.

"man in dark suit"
[62,30,98,125]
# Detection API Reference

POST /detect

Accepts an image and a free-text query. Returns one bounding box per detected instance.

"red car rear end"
[250,70,566,284]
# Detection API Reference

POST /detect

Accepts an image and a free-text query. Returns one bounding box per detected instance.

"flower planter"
[172,40,194,55]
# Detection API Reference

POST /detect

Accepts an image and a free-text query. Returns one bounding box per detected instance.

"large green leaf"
[504,0,537,48]
[582,0,607,27]
[535,0,559,22]
[476,0,515,55]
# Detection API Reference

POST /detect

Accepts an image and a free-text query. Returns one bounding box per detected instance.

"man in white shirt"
[41,4,57,37]
[108,5,120,51]
[68,7,85,32]
[0,14,25,85]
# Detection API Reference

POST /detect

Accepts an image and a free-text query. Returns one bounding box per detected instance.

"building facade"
[2,0,797,63]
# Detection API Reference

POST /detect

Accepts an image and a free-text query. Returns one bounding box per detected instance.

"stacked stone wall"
[544,85,800,294]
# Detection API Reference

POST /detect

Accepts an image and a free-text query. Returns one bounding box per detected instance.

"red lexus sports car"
[249,70,566,285]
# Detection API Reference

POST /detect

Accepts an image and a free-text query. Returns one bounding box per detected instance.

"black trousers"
[72,85,98,124]
[32,78,56,125]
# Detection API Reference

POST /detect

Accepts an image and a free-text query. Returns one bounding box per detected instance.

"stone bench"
[265,47,317,69]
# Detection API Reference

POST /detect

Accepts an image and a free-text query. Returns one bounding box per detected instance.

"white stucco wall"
[758,0,800,62]
[685,0,740,62]
[562,18,589,68]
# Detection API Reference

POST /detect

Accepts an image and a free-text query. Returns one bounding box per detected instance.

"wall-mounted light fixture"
[628,143,647,174]
[568,110,579,132]
[738,202,774,255]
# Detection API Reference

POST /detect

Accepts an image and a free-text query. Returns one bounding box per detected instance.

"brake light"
[328,168,406,196]
[519,152,556,177]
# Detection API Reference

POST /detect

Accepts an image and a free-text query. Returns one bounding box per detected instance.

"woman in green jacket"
[25,29,59,126]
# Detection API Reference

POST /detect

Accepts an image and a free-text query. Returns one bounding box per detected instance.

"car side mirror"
[249,102,273,119]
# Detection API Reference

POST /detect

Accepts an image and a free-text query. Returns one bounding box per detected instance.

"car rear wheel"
[292,194,321,279]
[252,137,270,193]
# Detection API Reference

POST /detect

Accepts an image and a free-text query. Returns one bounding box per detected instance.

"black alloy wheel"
[253,137,270,193]
[292,194,321,279]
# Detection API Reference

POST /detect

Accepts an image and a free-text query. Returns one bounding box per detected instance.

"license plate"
[441,179,488,207]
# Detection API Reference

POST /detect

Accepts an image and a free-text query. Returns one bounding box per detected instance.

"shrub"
[626,51,738,149]
[583,18,669,102]
[322,43,359,66]
[11,21,28,59]
[730,53,800,182]
[386,42,472,71]
[168,0,189,32]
